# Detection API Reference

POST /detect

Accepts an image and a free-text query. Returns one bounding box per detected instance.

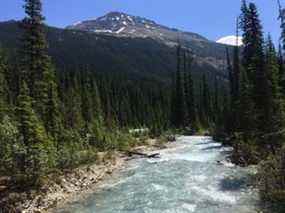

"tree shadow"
[219,176,248,191]
[259,203,285,213]
[220,150,232,155]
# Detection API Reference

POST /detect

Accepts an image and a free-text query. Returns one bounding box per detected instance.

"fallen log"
[127,151,160,158]
[147,153,160,158]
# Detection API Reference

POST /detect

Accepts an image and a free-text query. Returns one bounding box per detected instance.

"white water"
[55,136,260,213]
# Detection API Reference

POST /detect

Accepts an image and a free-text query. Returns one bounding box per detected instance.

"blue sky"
[0,0,281,43]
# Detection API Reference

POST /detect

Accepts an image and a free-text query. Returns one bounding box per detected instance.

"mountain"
[67,12,208,46]
[67,12,230,57]
[0,15,230,86]
[66,12,231,73]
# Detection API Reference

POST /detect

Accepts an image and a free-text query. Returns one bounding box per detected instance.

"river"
[55,136,260,213]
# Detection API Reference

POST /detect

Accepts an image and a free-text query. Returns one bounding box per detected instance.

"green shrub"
[56,130,86,168]
[0,115,19,174]
[230,135,265,166]
[259,146,285,204]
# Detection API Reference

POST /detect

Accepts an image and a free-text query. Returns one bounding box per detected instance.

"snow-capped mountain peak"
[67,12,158,35]
[66,11,208,45]
[216,35,243,46]
[63,12,231,78]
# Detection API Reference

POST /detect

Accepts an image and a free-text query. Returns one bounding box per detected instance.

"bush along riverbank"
[0,132,174,212]
[221,136,285,213]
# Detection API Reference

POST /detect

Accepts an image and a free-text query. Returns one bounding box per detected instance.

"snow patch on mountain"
[127,16,134,23]
[93,29,113,33]
[216,36,243,46]
[72,21,82,26]
[116,27,126,34]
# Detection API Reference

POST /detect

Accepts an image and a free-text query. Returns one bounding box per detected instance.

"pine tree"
[64,74,84,129]
[277,44,285,94]
[45,81,62,143]
[279,0,285,52]
[0,49,8,119]
[221,89,230,135]
[240,0,249,66]
[233,19,241,103]
[238,67,255,140]
[90,78,103,123]
[20,0,56,122]
[240,2,267,135]
[227,48,234,104]
[265,36,280,100]
[187,53,196,129]
[213,76,219,123]
[184,49,196,129]
[170,70,176,127]
[226,46,239,136]
[89,77,104,140]
[183,49,189,125]
[264,35,285,151]
[241,2,264,82]
[80,72,93,132]
[171,44,186,128]
[278,0,285,96]
[197,81,204,126]
[16,80,51,185]
[201,74,211,126]
[227,22,242,134]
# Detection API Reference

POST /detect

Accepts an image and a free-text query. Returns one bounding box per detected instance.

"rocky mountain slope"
[67,12,208,46]
[67,12,231,72]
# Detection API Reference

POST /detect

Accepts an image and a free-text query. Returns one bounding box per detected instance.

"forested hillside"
[0,20,229,83]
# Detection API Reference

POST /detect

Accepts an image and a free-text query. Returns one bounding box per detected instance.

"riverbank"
[0,138,171,212]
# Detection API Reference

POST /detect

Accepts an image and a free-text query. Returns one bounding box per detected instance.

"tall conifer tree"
[278,0,285,52]
[202,74,211,126]
[277,44,285,94]
[230,20,242,132]
[0,49,8,119]
[171,43,186,128]
[183,49,189,125]
[233,19,241,102]
[264,35,285,150]
[16,80,50,184]
[240,2,267,135]
[185,50,196,129]
[238,67,255,140]
[20,0,57,123]
[213,76,219,123]
[278,0,285,95]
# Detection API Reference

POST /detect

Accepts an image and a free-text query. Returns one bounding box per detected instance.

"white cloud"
[216,35,243,46]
